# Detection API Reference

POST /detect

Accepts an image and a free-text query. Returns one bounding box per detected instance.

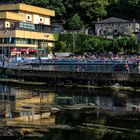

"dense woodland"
[1,0,140,30]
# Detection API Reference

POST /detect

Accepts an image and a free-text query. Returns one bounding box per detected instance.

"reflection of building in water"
[0,104,7,126]
[0,84,55,104]
[0,85,56,126]
[12,111,53,122]
[94,97,114,109]
[57,97,74,105]
[56,95,91,105]
[0,85,15,101]
[138,61,140,74]
[93,96,135,112]
[9,90,56,125]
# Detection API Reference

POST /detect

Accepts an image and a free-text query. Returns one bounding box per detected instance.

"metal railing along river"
[5,60,139,74]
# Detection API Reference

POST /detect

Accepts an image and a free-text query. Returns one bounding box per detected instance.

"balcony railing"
[0,22,62,34]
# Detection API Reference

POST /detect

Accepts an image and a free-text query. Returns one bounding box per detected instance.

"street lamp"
[72,32,75,53]
[2,29,10,67]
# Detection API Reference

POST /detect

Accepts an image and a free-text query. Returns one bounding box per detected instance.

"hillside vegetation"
[1,0,140,29]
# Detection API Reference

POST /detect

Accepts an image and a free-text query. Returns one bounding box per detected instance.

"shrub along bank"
[54,33,139,54]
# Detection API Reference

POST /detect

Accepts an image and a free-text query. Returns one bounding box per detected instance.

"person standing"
[2,60,4,67]
[124,63,129,72]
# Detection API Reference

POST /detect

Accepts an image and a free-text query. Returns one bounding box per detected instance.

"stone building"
[95,17,140,38]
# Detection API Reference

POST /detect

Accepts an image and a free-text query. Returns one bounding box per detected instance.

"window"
[3,38,8,43]
[28,39,31,44]
[11,23,14,27]
[19,22,35,30]
[44,17,50,25]
[40,17,44,23]
[16,38,36,45]
[0,38,2,43]
[5,22,10,28]
[26,14,32,21]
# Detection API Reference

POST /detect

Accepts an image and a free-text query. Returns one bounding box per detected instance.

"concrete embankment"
[0,67,140,88]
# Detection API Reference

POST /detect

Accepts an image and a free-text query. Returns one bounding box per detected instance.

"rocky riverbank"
[0,127,30,137]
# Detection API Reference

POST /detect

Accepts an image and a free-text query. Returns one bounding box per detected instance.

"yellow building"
[0,3,57,57]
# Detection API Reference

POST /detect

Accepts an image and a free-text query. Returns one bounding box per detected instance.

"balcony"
[0,22,62,34]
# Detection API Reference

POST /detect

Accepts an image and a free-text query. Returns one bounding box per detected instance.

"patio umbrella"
[11,48,18,52]
[29,48,37,53]
[20,48,27,53]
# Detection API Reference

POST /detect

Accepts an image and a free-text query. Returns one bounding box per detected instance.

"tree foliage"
[2,0,140,27]
[55,33,138,54]
[65,14,83,30]
[80,0,109,21]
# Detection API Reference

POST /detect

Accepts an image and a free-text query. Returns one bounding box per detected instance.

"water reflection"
[0,84,139,139]
[0,84,56,129]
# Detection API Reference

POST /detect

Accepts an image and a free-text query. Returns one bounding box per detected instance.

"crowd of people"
[1,53,140,67]
[49,53,140,65]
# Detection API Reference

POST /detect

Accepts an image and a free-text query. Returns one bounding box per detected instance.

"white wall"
[44,17,50,25]
[26,14,32,22]
[33,14,40,24]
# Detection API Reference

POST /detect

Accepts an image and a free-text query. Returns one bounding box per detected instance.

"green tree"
[65,14,83,30]
[112,39,122,53]
[80,0,109,22]
[63,0,81,18]
[27,0,49,8]
[83,38,96,52]
[83,37,103,53]
[107,0,140,19]
[116,34,138,54]
[55,41,69,52]
[127,0,140,19]
[48,0,66,23]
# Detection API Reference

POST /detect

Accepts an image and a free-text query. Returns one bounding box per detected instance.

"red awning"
[20,48,27,52]
[29,48,37,52]
[11,48,18,52]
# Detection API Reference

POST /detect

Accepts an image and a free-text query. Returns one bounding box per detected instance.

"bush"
[54,33,138,54]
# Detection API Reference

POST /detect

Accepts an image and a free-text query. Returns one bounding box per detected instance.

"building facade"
[0,3,57,58]
[95,17,140,38]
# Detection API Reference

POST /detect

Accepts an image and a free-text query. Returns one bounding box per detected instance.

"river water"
[0,83,140,139]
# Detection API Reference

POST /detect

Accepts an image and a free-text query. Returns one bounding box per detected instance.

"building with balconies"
[0,3,58,58]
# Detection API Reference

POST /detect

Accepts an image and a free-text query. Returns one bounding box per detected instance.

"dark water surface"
[0,84,140,139]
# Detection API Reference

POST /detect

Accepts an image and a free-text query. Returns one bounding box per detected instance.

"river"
[0,83,140,139]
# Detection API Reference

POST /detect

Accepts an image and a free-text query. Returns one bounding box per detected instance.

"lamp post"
[2,29,9,67]
[3,29,13,68]
[8,46,10,67]
[2,46,4,67]
[72,32,76,54]
[45,35,49,57]
[46,41,48,57]
[1,31,6,67]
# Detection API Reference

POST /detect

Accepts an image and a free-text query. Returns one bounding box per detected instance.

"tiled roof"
[97,17,131,24]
